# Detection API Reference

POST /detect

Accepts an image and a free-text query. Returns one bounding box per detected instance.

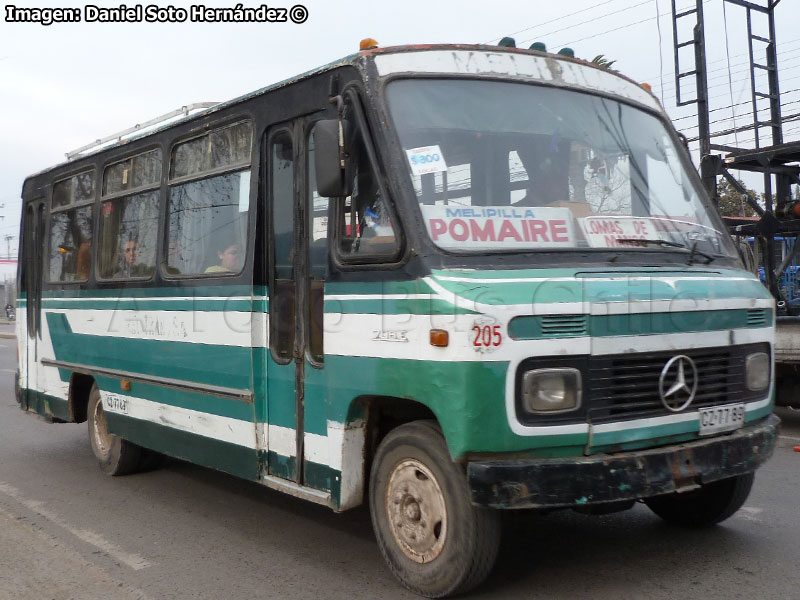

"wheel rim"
[91,397,112,458]
[385,458,447,563]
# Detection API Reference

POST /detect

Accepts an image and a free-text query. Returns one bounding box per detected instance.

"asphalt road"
[1,335,799,599]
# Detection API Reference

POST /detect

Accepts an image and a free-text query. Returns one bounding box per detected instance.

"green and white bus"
[16,43,779,597]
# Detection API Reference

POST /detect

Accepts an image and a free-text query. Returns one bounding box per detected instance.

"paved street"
[0,335,799,599]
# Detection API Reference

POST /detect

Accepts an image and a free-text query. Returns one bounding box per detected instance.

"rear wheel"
[644,472,755,527]
[369,421,500,598]
[87,384,141,476]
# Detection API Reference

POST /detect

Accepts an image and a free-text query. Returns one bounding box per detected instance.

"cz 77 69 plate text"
[698,403,745,436]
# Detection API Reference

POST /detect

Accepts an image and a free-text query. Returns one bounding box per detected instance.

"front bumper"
[468,415,779,509]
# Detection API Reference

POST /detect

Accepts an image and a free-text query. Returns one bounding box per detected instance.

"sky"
[1,0,798,260]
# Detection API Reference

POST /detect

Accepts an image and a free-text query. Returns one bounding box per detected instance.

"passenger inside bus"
[204,242,242,273]
[116,239,153,278]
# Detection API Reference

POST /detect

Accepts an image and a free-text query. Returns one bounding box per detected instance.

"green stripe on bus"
[46,312,253,393]
[106,412,260,481]
[508,308,773,339]
[94,376,256,422]
[18,389,69,422]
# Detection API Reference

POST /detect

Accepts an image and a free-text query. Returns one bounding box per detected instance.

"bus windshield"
[386,78,736,259]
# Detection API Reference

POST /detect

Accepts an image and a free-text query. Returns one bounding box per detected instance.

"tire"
[644,472,755,528]
[138,448,166,472]
[369,420,501,598]
[87,384,142,476]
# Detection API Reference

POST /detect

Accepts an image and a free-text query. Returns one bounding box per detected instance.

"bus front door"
[266,126,303,482]
[20,200,45,412]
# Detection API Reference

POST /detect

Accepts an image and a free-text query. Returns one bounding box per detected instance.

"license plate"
[104,394,128,414]
[698,403,745,436]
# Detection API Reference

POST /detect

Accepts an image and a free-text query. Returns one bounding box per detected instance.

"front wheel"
[644,472,755,528]
[87,384,141,476]
[369,421,500,598]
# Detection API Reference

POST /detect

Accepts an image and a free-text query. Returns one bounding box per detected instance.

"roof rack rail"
[65,102,220,160]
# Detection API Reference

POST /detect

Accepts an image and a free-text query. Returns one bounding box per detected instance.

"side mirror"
[314,119,353,197]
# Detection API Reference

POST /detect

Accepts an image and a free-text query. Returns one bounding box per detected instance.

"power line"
[675,86,800,132]
[549,0,713,49]
[484,0,621,45]
[662,60,800,99]
[658,45,800,95]
[518,0,653,47]
[641,35,800,82]
[673,87,800,131]
[655,0,665,106]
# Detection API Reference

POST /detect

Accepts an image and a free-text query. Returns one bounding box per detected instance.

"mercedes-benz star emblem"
[658,355,698,412]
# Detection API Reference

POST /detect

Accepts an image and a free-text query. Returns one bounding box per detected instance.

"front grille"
[514,343,769,426]
[747,309,767,327]
[586,346,763,422]
[540,315,588,337]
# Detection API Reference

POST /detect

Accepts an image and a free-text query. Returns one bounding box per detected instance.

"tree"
[716,178,760,217]
[591,55,617,71]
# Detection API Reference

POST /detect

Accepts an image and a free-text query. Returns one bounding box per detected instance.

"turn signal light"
[120,379,131,392]
[430,329,449,347]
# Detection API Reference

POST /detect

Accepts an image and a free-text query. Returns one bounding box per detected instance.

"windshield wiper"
[616,238,715,264]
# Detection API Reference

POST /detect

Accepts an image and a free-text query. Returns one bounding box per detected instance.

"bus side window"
[98,149,161,280]
[166,121,252,277]
[48,171,95,283]
[307,124,327,363]
[269,130,295,363]
[337,116,400,261]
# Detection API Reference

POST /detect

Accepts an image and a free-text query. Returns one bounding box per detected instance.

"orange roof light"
[641,82,653,92]
[360,38,379,51]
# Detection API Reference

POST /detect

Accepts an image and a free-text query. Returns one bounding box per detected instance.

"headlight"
[521,368,582,413]
[745,352,770,392]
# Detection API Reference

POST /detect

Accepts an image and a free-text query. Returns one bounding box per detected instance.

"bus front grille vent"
[539,315,588,337]
[585,343,769,423]
[747,309,767,327]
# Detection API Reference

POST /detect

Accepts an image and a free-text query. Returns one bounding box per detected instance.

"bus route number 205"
[472,324,502,348]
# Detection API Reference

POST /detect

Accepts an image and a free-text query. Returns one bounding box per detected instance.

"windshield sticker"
[579,216,665,247]
[420,205,574,250]
[406,145,448,176]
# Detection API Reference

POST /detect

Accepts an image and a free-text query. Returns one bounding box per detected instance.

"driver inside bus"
[354,170,394,241]
[512,136,571,207]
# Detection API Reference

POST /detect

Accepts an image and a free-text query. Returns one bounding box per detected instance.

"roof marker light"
[558,47,575,57]
[498,36,516,48]
[529,42,547,52]
[360,38,378,51]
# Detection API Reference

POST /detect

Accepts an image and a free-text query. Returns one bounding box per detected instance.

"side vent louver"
[540,315,588,337]
[747,309,767,327]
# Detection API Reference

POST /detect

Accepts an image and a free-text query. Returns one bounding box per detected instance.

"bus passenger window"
[166,121,252,277]
[48,170,95,283]
[99,149,162,280]
[99,192,159,279]
[49,207,94,282]
[167,172,250,275]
